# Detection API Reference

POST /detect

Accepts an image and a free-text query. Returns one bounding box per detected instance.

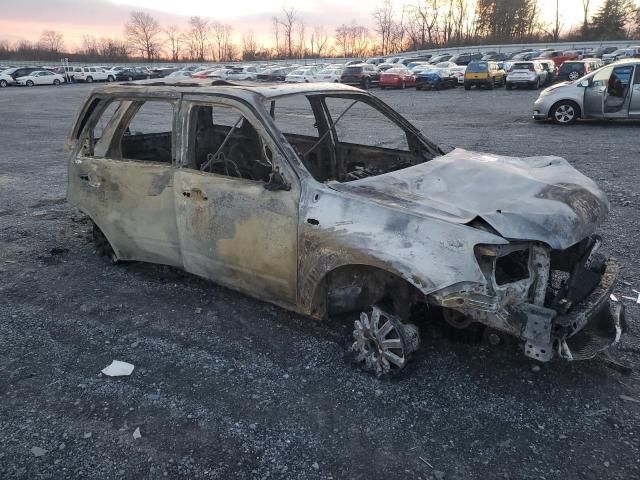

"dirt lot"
[1,83,639,480]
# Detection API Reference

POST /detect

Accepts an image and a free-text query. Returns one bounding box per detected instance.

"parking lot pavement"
[1,83,639,480]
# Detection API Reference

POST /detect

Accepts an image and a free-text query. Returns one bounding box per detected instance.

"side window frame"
[180,96,297,187]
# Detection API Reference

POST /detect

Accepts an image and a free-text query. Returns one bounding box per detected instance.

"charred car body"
[66,80,625,376]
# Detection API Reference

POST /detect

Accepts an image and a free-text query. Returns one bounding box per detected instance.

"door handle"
[182,188,208,200]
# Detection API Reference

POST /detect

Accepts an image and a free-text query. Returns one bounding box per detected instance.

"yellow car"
[464,61,506,90]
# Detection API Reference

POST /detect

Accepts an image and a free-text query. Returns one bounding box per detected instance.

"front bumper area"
[431,241,625,362]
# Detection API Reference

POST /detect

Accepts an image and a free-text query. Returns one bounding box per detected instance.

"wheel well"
[310,264,425,320]
[549,99,581,119]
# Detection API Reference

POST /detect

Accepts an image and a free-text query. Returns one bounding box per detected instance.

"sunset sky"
[0,0,607,49]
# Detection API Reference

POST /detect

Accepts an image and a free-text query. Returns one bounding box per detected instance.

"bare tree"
[39,30,64,53]
[334,22,370,58]
[165,25,181,62]
[277,5,298,58]
[295,21,306,58]
[373,0,394,55]
[212,22,234,61]
[581,0,592,37]
[242,31,259,60]
[124,11,163,60]
[188,16,210,61]
[310,26,329,57]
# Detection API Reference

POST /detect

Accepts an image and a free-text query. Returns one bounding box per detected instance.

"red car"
[379,67,416,89]
[535,50,579,66]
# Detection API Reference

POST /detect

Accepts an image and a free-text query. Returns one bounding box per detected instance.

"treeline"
[1,0,639,64]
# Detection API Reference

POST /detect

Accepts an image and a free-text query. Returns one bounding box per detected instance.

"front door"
[630,66,640,118]
[68,98,182,266]
[583,66,613,119]
[604,65,635,118]
[174,98,300,307]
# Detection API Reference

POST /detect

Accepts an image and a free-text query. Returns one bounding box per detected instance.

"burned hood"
[331,148,609,250]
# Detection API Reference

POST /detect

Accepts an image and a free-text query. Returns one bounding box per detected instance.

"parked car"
[449,53,483,66]
[533,59,639,124]
[482,53,508,61]
[340,64,380,89]
[285,67,319,83]
[115,68,149,81]
[464,61,505,89]
[226,65,259,81]
[345,59,365,66]
[379,67,416,89]
[15,70,65,86]
[415,68,457,90]
[428,54,453,64]
[166,70,194,80]
[506,61,547,89]
[2,67,41,81]
[512,51,541,61]
[0,70,16,87]
[377,63,395,72]
[449,66,467,85]
[366,57,386,66]
[73,66,113,83]
[257,67,295,82]
[315,67,343,83]
[592,46,618,59]
[603,47,640,64]
[536,59,558,85]
[555,60,601,83]
[534,50,578,66]
[67,81,624,375]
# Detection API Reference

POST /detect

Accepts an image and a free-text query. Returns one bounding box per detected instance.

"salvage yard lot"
[1,83,639,479]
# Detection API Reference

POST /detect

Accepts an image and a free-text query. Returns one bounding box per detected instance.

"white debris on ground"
[101,360,134,377]
[133,427,142,440]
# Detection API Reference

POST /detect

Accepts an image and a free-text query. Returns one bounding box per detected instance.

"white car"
[449,66,467,84]
[15,70,65,87]
[602,47,640,64]
[435,61,458,69]
[166,70,193,79]
[315,67,343,83]
[72,66,112,83]
[0,71,16,88]
[506,61,547,89]
[285,67,318,83]
[207,68,233,80]
[226,65,258,81]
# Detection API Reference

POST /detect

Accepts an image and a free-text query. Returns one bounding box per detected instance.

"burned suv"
[67,80,624,376]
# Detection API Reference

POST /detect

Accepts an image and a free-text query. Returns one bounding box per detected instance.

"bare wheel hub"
[443,308,473,329]
[351,306,420,376]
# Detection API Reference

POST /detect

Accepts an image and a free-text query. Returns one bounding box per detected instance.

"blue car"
[415,70,457,90]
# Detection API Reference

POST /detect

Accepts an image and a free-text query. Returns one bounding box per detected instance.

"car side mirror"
[264,170,291,191]
[579,79,590,88]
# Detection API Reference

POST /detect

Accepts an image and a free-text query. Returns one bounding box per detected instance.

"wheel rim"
[569,72,579,80]
[0,80,6,87]
[554,104,575,123]
[27,81,33,86]
[351,306,419,376]
[443,309,472,329]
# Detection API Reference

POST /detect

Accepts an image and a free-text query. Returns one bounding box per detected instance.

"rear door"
[68,95,182,266]
[604,64,635,118]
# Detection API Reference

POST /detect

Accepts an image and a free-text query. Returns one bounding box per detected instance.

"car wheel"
[362,77,370,89]
[26,80,34,87]
[0,79,7,88]
[349,306,420,377]
[86,76,93,83]
[568,71,580,81]
[401,80,406,89]
[107,75,114,82]
[551,101,579,125]
[92,222,118,264]
[464,83,471,90]
[127,76,133,81]
[487,79,495,90]
[506,82,512,90]
[53,79,60,85]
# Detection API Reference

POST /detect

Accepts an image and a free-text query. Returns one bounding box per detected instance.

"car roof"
[90,79,364,101]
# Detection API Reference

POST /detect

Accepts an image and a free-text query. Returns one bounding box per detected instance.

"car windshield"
[386,68,408,74]
[466,62,488,72]
[512,63,534,71]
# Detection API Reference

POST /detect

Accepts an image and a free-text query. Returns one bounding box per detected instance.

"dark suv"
[115,68,150,81]
[340,64,380,89]
[449,53,483,66]
[556,60,600,82]
[4,67,41,80]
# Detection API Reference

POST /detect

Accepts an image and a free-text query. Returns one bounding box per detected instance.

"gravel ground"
[0,83,639,480]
